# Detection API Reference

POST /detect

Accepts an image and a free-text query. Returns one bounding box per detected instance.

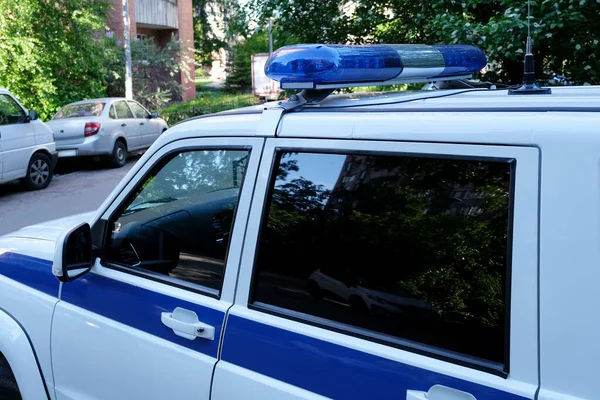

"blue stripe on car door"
[0,252,58,297]
[221,315,529,400]
[60,272,224,358]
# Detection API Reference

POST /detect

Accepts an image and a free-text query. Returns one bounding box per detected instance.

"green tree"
[247,0,600,85]
[224,32,270,92]
[0,0,112,120]
[105,35,194,110]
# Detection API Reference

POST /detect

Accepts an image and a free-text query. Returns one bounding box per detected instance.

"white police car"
[0,43,598,400]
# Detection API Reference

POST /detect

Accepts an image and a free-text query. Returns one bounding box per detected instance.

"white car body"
[45,98,168,166]
[0,85,599,400]
[0,88,57,188]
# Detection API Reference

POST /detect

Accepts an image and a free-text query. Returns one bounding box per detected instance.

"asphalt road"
[0,156,138,237]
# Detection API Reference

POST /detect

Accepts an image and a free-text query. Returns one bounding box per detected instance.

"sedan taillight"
[84,122,101,137]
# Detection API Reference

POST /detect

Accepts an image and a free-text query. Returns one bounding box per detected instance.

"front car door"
[128,100,160,147]
[0,93,35,182]
[51,137,263,400]
[213,138,540,400]
[113,100,141,150]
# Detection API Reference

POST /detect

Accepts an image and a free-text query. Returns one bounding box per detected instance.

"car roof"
[62,98,129,106]
[232,85,600,113]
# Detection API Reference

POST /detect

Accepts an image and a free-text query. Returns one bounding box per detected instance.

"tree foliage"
[224,32,269,92]
[105,35,194,110]
[0,0,112,120]
[246,0,600,84]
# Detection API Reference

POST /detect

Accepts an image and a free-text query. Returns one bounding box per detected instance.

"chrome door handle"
[407,385,476,400]
[161,307,215,340]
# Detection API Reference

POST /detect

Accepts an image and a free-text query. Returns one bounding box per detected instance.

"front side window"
[105,149,249,295]
[0,94,26,125]
[252,151,513,368]
[114,101,134,119]
[128,101,150,118]
[53,102,105,120]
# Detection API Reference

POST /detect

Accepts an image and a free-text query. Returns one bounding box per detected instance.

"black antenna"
[508,0,551,95]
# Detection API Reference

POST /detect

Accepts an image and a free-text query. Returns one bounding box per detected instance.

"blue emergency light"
[264,44,487,90]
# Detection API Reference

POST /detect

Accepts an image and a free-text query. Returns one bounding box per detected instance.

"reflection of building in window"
[328,154,500,216]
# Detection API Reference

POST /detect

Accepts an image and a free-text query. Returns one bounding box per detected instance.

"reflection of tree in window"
[107,149,249,295]
[254,151,513,367]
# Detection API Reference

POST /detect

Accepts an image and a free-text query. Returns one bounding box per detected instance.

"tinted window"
[105,149,249,295]
[54,102,105,119]
[0,94,26,125]
[114,101,133,119]
[252,151,513,367]
[128,101,149,118]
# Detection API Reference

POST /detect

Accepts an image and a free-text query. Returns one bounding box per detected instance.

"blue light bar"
[264,44,487,90]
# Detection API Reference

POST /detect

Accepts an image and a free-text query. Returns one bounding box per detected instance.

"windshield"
[54,102,105,119]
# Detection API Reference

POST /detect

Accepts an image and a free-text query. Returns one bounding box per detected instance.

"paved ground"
[0,156,138,237]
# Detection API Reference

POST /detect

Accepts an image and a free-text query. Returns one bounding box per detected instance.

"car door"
[114,100,141,150]
[0,94,35,182]
[128,100,161,148]
[212,138,540,400]
[51,137,263,400]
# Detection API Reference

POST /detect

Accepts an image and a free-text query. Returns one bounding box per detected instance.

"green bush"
[195,68,211,77]
[160,90,261,125]
[0,0,112,120]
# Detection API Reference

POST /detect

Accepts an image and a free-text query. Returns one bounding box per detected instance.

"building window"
[251,151,513,369]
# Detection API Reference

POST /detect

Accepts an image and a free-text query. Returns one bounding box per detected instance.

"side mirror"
[28,110,39,121]
[150,112,159,119]
[53,223,94,282]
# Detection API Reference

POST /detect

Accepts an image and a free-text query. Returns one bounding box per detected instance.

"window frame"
[0,94,27,125]
[231,138,540,389]
[95,137,265,302]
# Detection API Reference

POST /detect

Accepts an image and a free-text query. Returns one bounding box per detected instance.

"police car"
[0,43,598,400]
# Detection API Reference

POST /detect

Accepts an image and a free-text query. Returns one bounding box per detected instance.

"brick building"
[107,0,196,101]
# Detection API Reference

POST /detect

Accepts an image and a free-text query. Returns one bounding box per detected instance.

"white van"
[0,44,599,400]
[0,88,57,190]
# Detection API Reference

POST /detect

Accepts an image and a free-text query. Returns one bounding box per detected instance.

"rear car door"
[0,93,35,181]
[128,100,161,147]
[51,137,263,400]
[114,100,141,150]
[213,138,540,400]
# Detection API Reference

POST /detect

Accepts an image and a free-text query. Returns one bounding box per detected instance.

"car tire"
[109,140,127,168]
[21,153,53,190]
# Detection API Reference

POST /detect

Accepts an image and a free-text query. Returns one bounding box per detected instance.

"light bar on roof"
[264,44,487,90]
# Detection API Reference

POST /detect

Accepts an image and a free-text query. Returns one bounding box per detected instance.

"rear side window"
[251,151,514,370]
[109,105,117,119]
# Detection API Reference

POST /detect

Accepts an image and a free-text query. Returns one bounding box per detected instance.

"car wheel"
[22,153,52,190]
[109,141,127,168]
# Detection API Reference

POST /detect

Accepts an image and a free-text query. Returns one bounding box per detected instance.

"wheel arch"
[0,307,50,399]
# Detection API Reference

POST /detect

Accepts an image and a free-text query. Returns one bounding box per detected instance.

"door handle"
[140,122,145,125]
[161,307,215,341]
[407,385,476,400]
[121,123,127,127]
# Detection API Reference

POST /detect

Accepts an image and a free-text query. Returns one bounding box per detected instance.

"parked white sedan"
[46,98,168,167]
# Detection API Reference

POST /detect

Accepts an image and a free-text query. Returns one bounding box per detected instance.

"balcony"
[135,0,179,29]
